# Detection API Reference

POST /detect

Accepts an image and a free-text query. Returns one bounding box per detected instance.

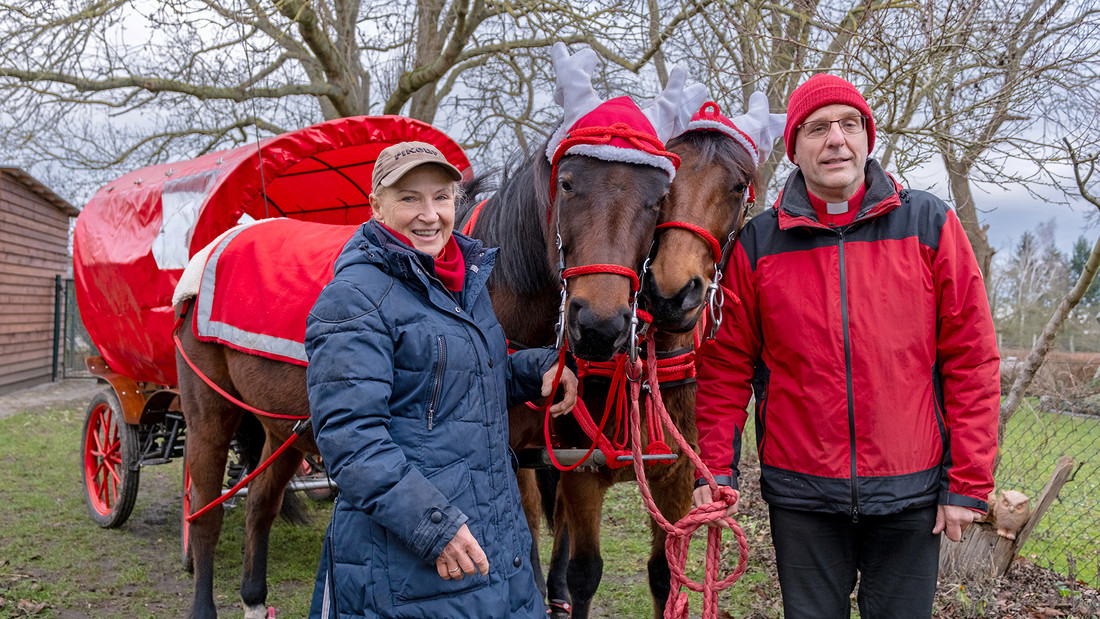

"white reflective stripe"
[321,567,331,618]
[194,219,307,363]
[153,170,220,270]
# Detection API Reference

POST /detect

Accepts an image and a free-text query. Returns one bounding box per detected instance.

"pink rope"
[628,336,748,619]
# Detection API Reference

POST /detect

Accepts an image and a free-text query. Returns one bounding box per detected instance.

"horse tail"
[536,467,559,529]
[233,413,310,525]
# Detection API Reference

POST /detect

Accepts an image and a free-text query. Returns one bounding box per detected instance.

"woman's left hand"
[540,363,578,417]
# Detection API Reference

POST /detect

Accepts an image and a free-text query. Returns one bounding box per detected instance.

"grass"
[0,405,329,618]
[0,396,1096,617]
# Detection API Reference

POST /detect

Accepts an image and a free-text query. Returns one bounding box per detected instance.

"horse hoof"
[547,599,571,618]
[243,604,269,619]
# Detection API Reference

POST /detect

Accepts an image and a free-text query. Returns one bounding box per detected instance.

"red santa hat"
[685,92,786,164]
[545,43,705,181]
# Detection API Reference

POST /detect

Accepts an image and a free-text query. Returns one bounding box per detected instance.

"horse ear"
[546,42,605,162]
[640,65,706,144]
[729,91,787,163]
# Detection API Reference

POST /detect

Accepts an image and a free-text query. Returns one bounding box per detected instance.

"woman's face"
[372,164,457,257]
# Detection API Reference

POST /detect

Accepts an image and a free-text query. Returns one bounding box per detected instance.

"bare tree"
[997,139,1100,468]
[0,0,714,199]
[874,0,1100,278]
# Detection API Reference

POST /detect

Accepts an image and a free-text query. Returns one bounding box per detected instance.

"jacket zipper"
[837,229,860,523]
[428,335,446,430]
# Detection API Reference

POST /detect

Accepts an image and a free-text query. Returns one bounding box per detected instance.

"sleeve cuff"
[694,474,736,490]
[940,490,988,514]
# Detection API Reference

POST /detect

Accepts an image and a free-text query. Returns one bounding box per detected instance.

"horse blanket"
[180,218,359,365]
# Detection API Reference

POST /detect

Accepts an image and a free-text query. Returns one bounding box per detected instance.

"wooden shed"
[0,167,79,395]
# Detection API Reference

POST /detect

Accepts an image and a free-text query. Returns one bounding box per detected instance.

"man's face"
[792,103,869,202]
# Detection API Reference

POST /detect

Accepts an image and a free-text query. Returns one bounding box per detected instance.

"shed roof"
[0,166,80,217]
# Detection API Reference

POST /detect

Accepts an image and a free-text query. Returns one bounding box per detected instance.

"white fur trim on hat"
[686,118,758,160]
[563,143,677,180]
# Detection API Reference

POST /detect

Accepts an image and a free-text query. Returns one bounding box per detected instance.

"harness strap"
[461,199,488,236]
[173,298,309,523]
[655,221,722,264]
[562,263,640,292]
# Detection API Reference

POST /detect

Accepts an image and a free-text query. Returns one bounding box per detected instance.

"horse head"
[544,43,696,361]
[550,155,669,361]
[641,94,785,333]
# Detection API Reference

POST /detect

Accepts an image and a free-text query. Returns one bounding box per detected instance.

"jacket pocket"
[389,460,487,604]
[428,335,446,430]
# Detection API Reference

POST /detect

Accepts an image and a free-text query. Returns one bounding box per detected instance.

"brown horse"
[175,145,671,618]
[540,126,759,618]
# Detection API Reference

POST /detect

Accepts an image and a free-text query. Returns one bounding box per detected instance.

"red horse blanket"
[192,218,359,365]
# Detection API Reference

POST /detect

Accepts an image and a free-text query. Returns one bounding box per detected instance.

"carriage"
[72,116,471,558]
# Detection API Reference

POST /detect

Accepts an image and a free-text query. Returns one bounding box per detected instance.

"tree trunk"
[939,456,1074,581]
[944,158,994,280]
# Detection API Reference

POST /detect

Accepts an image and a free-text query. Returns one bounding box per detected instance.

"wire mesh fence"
[61,278,97,378]
[998,349,1100,588]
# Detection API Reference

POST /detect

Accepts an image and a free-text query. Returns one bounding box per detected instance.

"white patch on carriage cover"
[171,218,273,306]
[153,170,220,270]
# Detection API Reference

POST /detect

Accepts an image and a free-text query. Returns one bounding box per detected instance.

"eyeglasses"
[797,115,868,140]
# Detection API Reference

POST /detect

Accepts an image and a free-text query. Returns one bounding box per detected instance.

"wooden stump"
[939,456,1075,581]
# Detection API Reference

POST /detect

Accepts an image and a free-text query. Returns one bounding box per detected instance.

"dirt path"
[0,378,104,420]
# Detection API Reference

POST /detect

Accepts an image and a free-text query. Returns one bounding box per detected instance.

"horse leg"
[180,385,241,619]
[645,462,696,618]
[239,430,304,619]
[546,482,572,619]
[517,468,548,602]
[559,471,609,619]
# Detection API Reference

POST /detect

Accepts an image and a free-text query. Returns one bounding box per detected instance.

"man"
[691,74,999,618]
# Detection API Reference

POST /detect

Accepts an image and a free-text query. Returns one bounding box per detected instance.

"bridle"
[653,183,753,340]
[548,122,680,359]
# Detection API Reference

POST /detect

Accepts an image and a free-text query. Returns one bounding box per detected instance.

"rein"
[172,299,310,523]
[630,336,748,619]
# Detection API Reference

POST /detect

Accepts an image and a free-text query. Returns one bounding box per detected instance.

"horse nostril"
[680,276,705,311]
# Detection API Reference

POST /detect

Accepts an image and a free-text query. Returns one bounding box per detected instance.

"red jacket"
[695,160,999,517]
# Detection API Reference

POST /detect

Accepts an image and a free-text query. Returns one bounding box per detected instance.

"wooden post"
[939,456,1075,581]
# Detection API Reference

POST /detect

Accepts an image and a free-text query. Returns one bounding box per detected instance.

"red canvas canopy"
[74,116,471,386]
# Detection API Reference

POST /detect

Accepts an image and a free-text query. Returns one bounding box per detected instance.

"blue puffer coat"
[305,220,555,618]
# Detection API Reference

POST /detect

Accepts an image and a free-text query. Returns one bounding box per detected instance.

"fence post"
[52,274,63,381]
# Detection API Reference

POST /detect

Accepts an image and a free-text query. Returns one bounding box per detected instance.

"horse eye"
[559,179,573,193]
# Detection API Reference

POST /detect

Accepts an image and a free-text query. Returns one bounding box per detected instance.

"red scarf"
[379,223,465,292]
[809,184,866,228]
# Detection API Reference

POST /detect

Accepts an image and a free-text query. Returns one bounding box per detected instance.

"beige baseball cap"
[371,141,463,193]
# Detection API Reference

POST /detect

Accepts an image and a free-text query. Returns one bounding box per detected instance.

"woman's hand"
[435,524,489,580]
[541,363,578,417]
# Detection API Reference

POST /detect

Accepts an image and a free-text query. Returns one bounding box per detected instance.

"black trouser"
[769,503,940,619]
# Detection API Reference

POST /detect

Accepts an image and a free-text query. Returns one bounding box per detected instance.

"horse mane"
[666,129,759,189]
[460,147,555,297]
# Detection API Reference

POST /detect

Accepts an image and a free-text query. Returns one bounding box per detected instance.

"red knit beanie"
[784,74,875,163]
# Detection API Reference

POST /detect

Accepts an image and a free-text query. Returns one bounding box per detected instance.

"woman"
[305,141,578,618]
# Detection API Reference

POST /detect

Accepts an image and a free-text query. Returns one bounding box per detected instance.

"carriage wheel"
[181,456,194,572]
[80,390,141,528]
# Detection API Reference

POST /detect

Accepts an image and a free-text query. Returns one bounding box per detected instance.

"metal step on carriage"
[72,116,472,564]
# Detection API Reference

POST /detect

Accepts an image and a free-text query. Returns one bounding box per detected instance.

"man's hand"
[435,524,489,580]
[541,363,578,417]
[934,504,980,542]
[692,484,739,525]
